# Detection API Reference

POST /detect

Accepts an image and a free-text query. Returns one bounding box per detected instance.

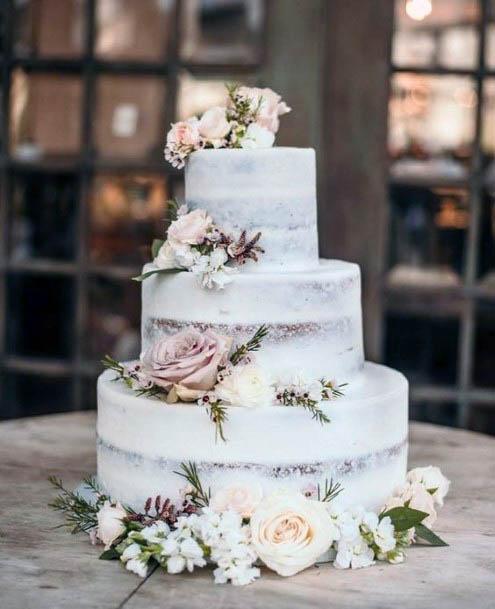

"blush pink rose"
[167,209,212,246]
[198,106,231,143]
[142,329,232,393]
[167,118,201,148]
[236,86,291,133]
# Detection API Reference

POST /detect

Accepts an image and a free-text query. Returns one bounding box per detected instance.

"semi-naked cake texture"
[97,147,408,512]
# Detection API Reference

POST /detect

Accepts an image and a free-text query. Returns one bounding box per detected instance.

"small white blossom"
[191,248,237,290]
[140,521,170,543]
[120,543,141,562]
[334,536,375,569]
[125,557,149,578]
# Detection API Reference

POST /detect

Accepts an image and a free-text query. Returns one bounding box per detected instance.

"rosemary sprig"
[321,380,348,399]
[230,324,269,366]
[48,476,109,534]
[317,478,344,503]
[277,388,331,425]
[173,462,210,508]
[208,401,229,443]
[101,355,164,399]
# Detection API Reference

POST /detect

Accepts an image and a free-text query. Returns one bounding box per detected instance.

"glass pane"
[387,184,468,284]
[410,400,458,427]
[6,274,75,359]
[473,304,495,388]
[478,192,494,285]
[180,0,264,64]
[469,404,495,436]
[94,76,166,159]
[85,276,140,362]
[384,313,460,384]
[10,69,82,159]
[13,0,85,58]
[81,376,98,411]
[389,73,476,178]
[482,79,495,161]
[95,0,173,61]
[176,70,255,120]
[89,173,168,265]
[393,0,479,69]
[9,170,78,261]
[3,373,74,419]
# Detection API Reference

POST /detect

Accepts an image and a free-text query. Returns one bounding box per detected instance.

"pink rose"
[198,106,231,143]
[210,482,263,518]
[142,329,232,394]
[167,118,201,148]
[236,86,291,133]
[167,209,212,246]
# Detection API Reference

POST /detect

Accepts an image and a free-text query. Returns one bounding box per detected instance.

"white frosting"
[185,148,318,272]
[97,362,408,511]
[141,259,364,383]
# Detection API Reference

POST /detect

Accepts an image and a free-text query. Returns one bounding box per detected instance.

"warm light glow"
[405,0,432,21]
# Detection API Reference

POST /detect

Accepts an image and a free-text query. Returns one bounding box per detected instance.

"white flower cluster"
[329,506,401,569]
[164,85,290,168]
[153,205,265,290]
[274,375,325,405]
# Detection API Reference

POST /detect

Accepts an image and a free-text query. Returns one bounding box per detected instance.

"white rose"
[210,482,263,518]
[96,501,127,549]
[215,364,273,407]
[153,241,176,270]
[240,123,275,149]
[198,106,231,144]
[250,491,335,577]
[168,208,212,246]
[406,466,450,507]
[166,117,201,148]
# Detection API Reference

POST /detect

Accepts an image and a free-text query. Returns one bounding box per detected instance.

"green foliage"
[173,462,211,508]
[317,478,344,503]
[151,239,165,259]
[208,402,229,443]
[415,523,449,546]
[380,506,429,532]
[132,268,183,282]
[230,324,269,365]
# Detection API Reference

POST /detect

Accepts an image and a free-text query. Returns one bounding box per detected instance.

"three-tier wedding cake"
[97,135,408,513]
[48,85,449,586]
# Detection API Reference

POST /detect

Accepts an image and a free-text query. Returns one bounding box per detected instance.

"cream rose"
[166,118,201,148]
[168,209,212,246]
[97,501,127,549]
[236,86,291,133]
[406,466,450,507]
[210,482,263,518]
[250,491,334,577]
[383,481,437,529]
[215,364,273,407]
[198,106,231,144]
[142,329,232,396]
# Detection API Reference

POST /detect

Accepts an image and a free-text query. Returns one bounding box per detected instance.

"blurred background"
[0,0,494,435]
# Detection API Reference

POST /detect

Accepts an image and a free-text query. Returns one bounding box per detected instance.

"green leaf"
[99,547,120,560]
[380,506,429,531]
[132,268,183,282]
[151,239,165,259]
[415,523,449,546]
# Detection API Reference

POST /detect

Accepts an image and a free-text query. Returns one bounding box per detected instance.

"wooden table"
[1,413,493,609]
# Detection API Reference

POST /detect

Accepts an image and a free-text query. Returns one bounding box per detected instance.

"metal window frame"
[385,0,495,427]
[0,0,267,416]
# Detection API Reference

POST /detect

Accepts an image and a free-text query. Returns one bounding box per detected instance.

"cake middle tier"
[141,259,364,384]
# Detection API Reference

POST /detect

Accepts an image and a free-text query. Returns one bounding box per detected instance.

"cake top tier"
[185,147,319,272]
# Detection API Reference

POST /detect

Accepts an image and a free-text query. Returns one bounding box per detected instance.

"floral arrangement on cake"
[103,325,345,442]
[164,84,291,168]
[49,465,450,586]
[134,200,264,289]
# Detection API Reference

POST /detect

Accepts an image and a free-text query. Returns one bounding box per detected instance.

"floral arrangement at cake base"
[103,324,345,442]
[49,465,450,586]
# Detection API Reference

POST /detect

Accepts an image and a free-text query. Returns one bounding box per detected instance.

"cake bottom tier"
[97,362,408,511]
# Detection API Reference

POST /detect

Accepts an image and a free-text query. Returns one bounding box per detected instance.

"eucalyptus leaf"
[415,523,449,546]
[151,239,165,259]
[380,506,429,531]
[99,547,120,560]
[132,268,183,282]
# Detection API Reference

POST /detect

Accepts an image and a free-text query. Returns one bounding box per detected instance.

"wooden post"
[320,1,394,361]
